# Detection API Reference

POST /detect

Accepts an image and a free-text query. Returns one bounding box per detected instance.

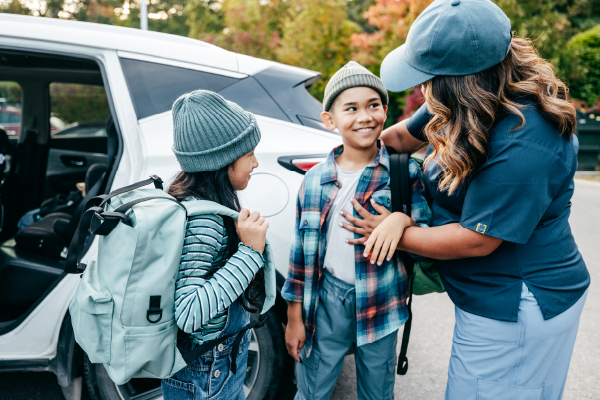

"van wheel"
[84,354,163,400]
[83,309,290,400]
[246,309,290,400]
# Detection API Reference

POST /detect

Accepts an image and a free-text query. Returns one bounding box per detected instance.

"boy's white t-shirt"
[323,162,364,285]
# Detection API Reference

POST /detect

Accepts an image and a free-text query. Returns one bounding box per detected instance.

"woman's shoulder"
[492,104,572,150]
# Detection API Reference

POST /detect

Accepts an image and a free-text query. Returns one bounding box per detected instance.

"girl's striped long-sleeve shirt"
[174,213,264,344]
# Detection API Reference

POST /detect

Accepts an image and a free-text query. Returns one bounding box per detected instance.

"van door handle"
[60,155,87,167]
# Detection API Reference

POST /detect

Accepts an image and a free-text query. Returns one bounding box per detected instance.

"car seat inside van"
[0,49,120,333]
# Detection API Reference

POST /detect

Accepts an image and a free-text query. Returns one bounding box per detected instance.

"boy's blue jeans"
[295,270,398,400]
[161,300,251,400]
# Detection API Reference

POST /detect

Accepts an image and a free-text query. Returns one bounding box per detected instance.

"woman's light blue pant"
[446,283,588,400]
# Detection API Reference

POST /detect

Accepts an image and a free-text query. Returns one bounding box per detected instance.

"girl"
[161,90,268,400]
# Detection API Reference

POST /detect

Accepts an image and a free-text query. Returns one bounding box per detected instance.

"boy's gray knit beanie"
[323,61,389,112]
[172,90,261,172]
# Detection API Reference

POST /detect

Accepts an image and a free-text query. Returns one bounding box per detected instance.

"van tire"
[84,354,163,400]
[246,309,290,400]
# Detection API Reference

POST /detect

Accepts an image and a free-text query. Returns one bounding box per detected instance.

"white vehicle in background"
[0,14,341,400]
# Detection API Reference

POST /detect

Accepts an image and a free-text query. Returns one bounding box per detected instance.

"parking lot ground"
[0,180,598,400]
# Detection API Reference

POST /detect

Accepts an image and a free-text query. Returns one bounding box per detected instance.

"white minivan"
[0,14,341,400]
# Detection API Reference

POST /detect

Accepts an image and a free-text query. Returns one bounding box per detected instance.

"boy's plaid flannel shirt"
[282,142,431,357]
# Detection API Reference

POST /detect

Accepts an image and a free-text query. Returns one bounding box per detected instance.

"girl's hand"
[340,198,392,244]
[236,209,268,253]
[363,212,416,265]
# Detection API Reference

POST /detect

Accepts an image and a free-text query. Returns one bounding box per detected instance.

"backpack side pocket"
[70,260,114,365]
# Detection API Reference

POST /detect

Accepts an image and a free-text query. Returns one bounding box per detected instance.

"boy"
[282,61,431,400]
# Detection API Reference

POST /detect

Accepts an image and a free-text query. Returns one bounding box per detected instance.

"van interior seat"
[0,239,64,311]
[0,115,117,325]
[14,162,107,257]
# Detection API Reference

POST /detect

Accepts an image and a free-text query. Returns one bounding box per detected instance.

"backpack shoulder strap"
[388,148,412,216]
[185,199,276,316]
[387,148,415,376]
[184,200,239,221]
[64,176,172,274]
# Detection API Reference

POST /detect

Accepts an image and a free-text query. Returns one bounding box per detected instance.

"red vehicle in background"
[0,107,66,138]
[0,107,20,137]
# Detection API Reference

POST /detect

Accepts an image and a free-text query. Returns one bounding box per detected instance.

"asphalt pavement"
[1,180,598,400]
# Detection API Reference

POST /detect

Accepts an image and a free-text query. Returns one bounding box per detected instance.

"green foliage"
[202,0,290,62]
[563,25,600,105]
[492,0,600,81]
[185,0,224,39]
[50,84,110,124]
[113,0,190,36]
[0,81,22,106]
[4,0,600,112]
[277,0,360,98]
[0,0,29,15]
[349,0,433,125]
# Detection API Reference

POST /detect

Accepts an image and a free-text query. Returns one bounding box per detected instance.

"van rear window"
[119,57,329,132]
[120,58,237,120]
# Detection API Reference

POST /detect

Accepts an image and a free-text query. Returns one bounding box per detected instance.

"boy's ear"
[383,105,388,122]
[321,111,337,131]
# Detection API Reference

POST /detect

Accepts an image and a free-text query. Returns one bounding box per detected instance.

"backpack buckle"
[90,210,130,236]
[76,263,87,273]
[147,295,162,323]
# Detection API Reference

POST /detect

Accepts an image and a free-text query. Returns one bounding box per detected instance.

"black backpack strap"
[182,313,268,373]
[97,175,163,207]
[397,255,415,375]
[388,149,414,375]
[64,177,168,274]
[64,203,105,274]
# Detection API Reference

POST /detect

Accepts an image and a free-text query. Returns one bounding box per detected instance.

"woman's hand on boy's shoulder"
[236,209,268,253]
[340,198,391,245]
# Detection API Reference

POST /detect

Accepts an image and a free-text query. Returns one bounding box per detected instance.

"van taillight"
[278,155,327,174]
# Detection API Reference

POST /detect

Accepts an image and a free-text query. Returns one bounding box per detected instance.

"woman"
[341,0,590,399]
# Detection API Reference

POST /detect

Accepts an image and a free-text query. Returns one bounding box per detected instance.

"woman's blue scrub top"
[407,103,590,322]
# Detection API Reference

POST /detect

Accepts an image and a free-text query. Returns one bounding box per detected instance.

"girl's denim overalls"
[161,299,251,400]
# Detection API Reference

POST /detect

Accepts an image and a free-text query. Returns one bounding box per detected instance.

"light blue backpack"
[65,176,275,385]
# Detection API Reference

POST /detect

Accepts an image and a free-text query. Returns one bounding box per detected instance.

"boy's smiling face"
[321,87,387,151]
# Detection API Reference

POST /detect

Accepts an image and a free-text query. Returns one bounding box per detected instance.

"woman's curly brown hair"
[422,36,577,195]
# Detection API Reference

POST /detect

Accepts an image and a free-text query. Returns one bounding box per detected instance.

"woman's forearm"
[380,119,424,153]
[397,223,503,260]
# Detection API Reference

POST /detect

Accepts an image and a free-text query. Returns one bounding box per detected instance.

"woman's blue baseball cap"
[381,0,512,92]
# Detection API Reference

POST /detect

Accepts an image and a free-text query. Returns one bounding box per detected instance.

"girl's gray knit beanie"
[323,61,389,112]
[171,90,261,172]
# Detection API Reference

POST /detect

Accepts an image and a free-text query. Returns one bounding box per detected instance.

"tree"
[113,0,190,36]
[563,25,600,106]
[277,0,360,99]
[184,0,224,40]
[0,0,30,15]
[189,0,290,62]
[349,0,433,124]
[494,0,599,67]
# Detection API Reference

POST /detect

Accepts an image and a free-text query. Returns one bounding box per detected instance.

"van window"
[50,83,109,137]
[218,77,289,121]
[0,81,22,138]
[120,58,238,120]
